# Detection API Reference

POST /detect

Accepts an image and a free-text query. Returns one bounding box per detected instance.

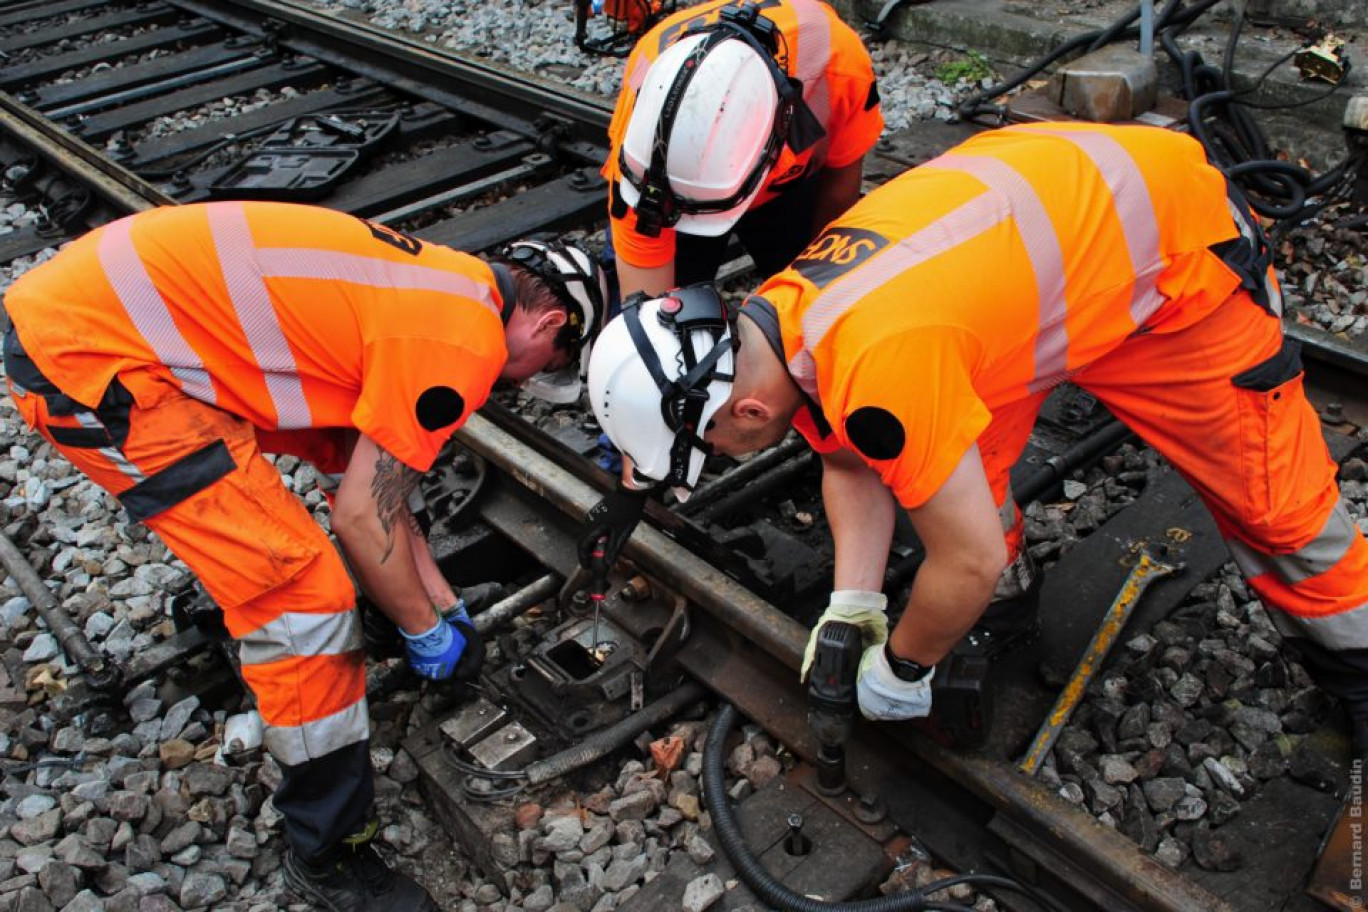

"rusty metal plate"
[1308,773,1368,911]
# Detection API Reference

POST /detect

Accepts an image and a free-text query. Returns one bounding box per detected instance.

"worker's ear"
[537,308,568,337]
[731,396,772,427]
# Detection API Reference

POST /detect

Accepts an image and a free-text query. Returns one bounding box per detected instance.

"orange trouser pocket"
[8,370,328,615]
[1228,338,1335,533]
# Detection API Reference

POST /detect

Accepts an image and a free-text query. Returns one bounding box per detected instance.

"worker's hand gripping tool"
[806,620,863,796]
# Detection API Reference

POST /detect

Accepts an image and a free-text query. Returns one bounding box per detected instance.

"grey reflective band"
[788,190,1004,398]
[263,700,370,766]
[210,204,313,430]
[99,217,218,405]
[238,609,363,667]
[1014,126,1165,329]
[1227,500,1360,586]
[791,130,1181,397]
[254,248,500,319]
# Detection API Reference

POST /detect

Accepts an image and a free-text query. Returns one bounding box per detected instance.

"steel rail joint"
[457,411,1230,912]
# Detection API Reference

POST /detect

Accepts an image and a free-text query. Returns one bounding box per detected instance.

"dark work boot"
[360,582,506,661]
[956,554,1042,661]
[283,823,438,912]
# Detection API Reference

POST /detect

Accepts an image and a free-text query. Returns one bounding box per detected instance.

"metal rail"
[454,412,1231,912]
[169,0,612,162]
[0,91,174,214]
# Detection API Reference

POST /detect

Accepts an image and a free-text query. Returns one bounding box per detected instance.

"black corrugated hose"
[701,704,1067,912]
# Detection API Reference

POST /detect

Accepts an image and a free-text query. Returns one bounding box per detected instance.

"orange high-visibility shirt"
[757,124,1244,508]
[4,202,509,472]
[603,0,884,268]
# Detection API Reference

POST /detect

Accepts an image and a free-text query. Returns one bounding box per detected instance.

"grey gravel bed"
[0,2,1366,898]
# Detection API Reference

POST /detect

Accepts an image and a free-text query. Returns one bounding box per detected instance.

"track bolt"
[784,813,812,856]
[1321,401,1346,424]
[854,791,887,824]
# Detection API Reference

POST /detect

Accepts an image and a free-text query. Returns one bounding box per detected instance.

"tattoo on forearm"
[371,448,419,563]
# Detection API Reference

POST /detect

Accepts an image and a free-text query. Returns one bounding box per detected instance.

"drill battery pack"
[930,652,994,751]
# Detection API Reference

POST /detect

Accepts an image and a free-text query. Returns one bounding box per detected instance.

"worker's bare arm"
[811,158,865,237]
[616,259,675,300]
[333,434,440,634]
[821,446,897,591]
[890,445,1006,665]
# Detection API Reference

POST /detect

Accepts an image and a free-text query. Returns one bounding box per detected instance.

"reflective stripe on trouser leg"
[10,372,375,852]
[1227,499,1368,650]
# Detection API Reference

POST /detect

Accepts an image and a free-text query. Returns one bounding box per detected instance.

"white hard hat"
[587,285,737,499]
[496,239,609,403]
[619,33,780,239]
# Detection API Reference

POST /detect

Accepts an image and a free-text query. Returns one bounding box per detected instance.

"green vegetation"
[936,50,994,86]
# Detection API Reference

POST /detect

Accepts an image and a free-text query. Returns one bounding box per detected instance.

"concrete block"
[1049,45,1159,123]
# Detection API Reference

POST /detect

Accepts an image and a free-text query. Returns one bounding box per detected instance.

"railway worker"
[585,122,1368,749]
[603,0,885,301]
[2,201,606,912]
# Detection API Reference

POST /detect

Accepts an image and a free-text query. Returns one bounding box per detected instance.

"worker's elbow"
[967,540,1010,600]
[329,501,366,548]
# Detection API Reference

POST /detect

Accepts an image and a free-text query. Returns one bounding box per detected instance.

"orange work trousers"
[4,331,371,858]
[978,289,1368,716]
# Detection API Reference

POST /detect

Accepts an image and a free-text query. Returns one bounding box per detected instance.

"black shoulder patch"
[865,80,880,111]
[845,406,904,461]
[416,386,466,432]
[792,227,890,289]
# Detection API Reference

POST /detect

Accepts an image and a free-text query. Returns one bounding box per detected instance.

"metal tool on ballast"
[1019,547,1179,775]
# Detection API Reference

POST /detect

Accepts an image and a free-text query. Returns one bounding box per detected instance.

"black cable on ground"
[955,0,1363,232]
[702,704,1067,912]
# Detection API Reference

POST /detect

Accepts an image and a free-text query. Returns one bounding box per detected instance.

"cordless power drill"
[806,622,994,765]
[806,621,863,795]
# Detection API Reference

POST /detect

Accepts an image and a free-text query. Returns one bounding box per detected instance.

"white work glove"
[857,646,935,721]
[800,590,889,683]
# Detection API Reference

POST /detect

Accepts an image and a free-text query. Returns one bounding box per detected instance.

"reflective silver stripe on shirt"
[789,189,1007,398]
[263,698,369,765]
[238,608,363,667]
[1227,499,1361,586]
[98,218,217,405]
[932,152,1069,392]
[1014,126,1165,328]
[790,0,833,161]
[255,249,500,320]
[209,204,313,431]
[1268,599,1368,650]
[77,412,145,482]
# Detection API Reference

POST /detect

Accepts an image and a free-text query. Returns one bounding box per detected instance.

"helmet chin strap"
[620,285,737,489]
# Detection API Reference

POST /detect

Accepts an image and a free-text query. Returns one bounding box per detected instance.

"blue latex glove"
[402,608,484,681]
